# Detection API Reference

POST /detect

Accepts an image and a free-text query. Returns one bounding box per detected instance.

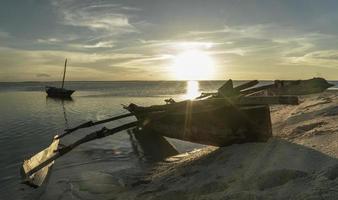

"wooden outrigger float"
[21,79,301,187]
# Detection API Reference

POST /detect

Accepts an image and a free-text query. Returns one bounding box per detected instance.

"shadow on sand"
[127,138,338,200]
[21,135,338,200]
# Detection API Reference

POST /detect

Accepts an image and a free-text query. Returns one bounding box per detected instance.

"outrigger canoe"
[21,79,300,187]
[129,104,271,147]
[125,96,298,147]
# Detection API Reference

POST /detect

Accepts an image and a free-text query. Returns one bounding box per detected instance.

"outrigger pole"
[22,121,138,187]
[56,112,135,139]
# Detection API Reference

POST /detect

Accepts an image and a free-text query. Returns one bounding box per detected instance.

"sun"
[171,49,215,80]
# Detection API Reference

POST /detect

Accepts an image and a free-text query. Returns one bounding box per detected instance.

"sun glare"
[172,50,215,80]
[184,80,200,99]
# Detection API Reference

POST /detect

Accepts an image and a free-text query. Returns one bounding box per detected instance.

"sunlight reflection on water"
[184,80,200,100]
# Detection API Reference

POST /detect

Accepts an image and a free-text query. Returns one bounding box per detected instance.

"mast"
[61,58,67,89]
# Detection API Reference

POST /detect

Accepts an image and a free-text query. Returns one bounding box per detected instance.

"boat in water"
[46,59,75,98]
[46,86,75,98]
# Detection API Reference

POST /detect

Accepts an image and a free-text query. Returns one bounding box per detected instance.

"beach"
[2,1,338,199]
[17,89,338,200]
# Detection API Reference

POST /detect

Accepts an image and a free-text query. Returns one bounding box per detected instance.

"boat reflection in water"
[46,96,74,129]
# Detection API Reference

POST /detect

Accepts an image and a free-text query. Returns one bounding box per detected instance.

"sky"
[1,0,338,81]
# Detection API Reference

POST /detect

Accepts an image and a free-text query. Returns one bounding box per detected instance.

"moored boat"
[46,58,75,98]
[46,86,75,98]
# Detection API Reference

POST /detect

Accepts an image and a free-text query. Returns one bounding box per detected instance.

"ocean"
[0,80,337,199]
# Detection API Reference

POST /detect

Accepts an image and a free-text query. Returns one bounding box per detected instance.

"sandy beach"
[3,1,338,200]
[21,91,338,200]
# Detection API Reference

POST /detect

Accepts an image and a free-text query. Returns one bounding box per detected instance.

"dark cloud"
[36,73,51,78]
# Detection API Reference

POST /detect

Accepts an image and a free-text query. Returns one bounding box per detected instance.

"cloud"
[285,50,338,68]
[307,50,338,60]
[0,46,154,81]
[51,0,137,33]
[37,38,62,44]
[83,41,115,48]
[0,30,10,38]
[36,73,51,78]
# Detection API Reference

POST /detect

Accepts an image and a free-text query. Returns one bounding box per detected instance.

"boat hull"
[46,87,75,98]
[268,78,334,95]
[134,103,272,147]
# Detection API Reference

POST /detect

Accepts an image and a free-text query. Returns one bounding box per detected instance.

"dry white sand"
[22,91,338,200]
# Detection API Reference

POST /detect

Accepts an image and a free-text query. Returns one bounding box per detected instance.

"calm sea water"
[0,80,337,199]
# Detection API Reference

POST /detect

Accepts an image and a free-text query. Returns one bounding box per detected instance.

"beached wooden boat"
[124,80,298,146]
[21,79,299,187]
[125,95,298,146]
[46,59,75,98]
[129,103,272,146]
[242,77,333,96]
[268,77,334,95]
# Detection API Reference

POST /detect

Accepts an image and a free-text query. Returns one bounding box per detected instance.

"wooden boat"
[21,79,299,187]
[242,78,334,96]
[46,59,75,98]
[46,86,75,98]
[124,80,299,147]
[126,98,275,147]
[268,77,334,95]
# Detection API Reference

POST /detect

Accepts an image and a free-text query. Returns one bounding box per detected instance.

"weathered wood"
[195,92,215,99]
[126,95,299,116]
[21,136,60,187]
[134,104,272,147]
[240,84,275,96]
[218,79,238,97]
[57,112,135,139]
[239,96,299,105]
[234,80,259,91]
[240,78,333,96]
[21,122,138,187]
[129,128,179,161]
[268,78,334,95]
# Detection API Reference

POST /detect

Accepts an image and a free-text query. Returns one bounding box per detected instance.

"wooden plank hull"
[134,103,272,147]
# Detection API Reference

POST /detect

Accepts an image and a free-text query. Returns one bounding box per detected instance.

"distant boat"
[46,59,75,98]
